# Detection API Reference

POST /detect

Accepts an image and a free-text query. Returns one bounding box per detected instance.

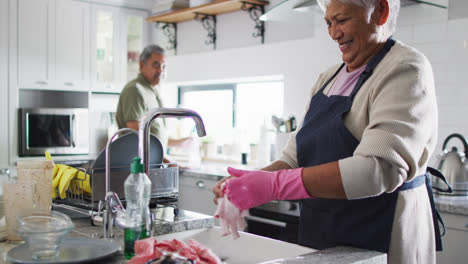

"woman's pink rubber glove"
[223,167,313,210]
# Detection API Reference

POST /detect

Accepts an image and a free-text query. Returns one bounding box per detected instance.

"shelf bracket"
[194,13,217,50]
[240,1,265,44]
[157,22,178,55]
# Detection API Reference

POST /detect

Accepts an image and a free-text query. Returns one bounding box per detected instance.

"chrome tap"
[101,108,206,238]
[102,128,137,238]
[138,107,206,174]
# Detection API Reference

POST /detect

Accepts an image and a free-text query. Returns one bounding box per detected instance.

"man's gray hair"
[140,44,165,63]
[316,0,400,34]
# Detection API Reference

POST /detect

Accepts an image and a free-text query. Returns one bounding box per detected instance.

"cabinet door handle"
[35,80,48,85]
[64,82,75,86]
[196,180,205,188]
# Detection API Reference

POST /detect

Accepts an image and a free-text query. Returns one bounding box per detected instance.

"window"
[178,81,284,147]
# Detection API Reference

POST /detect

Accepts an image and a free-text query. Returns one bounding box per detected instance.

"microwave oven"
[19,108,89,156]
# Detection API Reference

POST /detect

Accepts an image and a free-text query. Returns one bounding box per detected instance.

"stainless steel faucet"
[102,127,137,238]
[138,107,206,174]
[101,108,205,238]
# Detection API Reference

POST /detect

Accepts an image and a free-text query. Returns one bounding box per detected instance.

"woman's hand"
[212,176,234,204]
[219,167,312,210]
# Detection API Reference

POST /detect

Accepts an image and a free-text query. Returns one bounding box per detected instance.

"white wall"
[1,0,9,167]
[151,2,468,164]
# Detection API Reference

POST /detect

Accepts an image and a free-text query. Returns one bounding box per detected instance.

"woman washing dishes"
[212,0,450,263]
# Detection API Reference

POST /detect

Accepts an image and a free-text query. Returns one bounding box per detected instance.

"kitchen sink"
[155,226,316,264]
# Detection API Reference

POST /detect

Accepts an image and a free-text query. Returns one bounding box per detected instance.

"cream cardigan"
[279,40,438,199]
[279,40,438,263]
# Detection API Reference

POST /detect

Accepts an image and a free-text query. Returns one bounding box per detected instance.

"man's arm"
[125,120,139,131]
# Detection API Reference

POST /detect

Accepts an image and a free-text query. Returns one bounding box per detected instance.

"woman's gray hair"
[140,44,165,63]
[316,0,400,34]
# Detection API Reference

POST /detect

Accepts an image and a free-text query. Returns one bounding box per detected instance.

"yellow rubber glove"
[46,151,92,199]
[58,167,79,199]
[52,164,70,198]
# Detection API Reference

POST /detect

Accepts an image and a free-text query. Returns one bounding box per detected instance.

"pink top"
[327,64,366,96]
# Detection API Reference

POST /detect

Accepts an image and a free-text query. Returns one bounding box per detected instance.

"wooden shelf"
[146,0,269,24]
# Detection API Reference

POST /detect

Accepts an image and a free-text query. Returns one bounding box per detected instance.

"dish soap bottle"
[124,157,152,259]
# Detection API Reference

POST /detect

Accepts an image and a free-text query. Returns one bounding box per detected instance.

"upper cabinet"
[17,0,54,90]
[16,0,90,91]
[91,5,149,93]
[55,0,90,91]
[121,9,149,84]
[91,5,119,92]
[13,0,150,94]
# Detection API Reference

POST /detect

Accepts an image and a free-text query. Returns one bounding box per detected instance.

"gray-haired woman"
[213,0,448,263]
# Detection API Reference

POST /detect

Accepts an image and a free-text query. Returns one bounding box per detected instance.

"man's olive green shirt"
[116,73,168,149]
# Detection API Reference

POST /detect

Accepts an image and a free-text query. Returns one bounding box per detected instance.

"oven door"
[246,201,300,244]
[19,108,89,156]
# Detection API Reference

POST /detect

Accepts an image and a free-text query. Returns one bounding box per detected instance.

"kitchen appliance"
[19,108,89,156]
[433,133,468,196]
[246,200,300,244]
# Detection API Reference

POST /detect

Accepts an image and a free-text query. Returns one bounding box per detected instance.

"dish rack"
[52,164,179,215]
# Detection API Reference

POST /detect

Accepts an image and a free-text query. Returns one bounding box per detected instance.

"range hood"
[260,0,448,23]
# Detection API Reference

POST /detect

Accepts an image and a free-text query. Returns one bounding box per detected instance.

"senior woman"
[213,0,449,263]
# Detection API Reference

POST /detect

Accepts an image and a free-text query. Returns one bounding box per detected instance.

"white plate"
[7,237,120,264]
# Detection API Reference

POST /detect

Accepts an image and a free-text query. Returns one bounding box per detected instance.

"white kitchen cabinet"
[16,0,90,91]
[55,0,90,91]
[119,8,150,85]
[0,0,9,167]
[17,0,54,90]
[178,174,219,217]
[91,4,120,93]
[91,5,149,93]
[437,212,468,264]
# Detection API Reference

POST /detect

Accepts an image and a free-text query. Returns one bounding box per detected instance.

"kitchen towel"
[214,196,248,240]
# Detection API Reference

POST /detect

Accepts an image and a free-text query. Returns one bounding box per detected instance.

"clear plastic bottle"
[124,157,152,259]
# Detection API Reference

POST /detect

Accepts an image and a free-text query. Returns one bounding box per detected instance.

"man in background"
[116,44,190,164]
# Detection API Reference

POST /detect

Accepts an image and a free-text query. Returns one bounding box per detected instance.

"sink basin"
[155,226,316,264]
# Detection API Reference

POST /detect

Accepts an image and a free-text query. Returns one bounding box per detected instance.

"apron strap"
[428,166,453,193]
[349,37,396,99]
[318,63,346,94]
[426,167,452,251]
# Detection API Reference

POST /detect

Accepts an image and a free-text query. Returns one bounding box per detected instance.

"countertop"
[0,206,386,264]
[0,207,215,264]
[0,161,389,263]
[434,195,468,216]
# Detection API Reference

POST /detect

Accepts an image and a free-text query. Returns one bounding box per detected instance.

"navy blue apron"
[296,38,450,253]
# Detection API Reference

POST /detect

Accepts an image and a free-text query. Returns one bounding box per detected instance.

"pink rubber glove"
[224,167,312,210]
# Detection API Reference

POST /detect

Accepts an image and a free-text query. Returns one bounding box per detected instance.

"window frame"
[178,83,237,127]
